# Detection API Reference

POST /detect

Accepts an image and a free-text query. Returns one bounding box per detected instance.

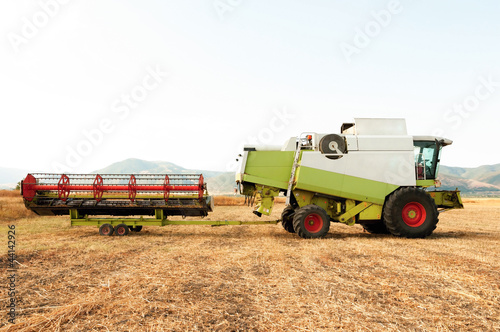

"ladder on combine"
[286,135,313,205]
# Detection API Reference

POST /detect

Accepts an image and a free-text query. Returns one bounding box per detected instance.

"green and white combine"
[236,118,463,239]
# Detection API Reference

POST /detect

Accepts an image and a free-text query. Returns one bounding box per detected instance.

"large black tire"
[361,221,390,234]
[281,205,296,233]
[293,205,330,239]
[383,187,439,238]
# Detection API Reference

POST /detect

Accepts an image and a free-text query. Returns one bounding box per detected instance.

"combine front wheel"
[293,205,330,239]
[383,187,438,238]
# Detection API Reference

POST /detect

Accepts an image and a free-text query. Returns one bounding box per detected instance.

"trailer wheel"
[281,205,296,233]
[114,224,129,236]
[293,205,330,238]
[99,224,114,236]
[130,226,143,232]
[361,221,390,234]
[383,187,438,238]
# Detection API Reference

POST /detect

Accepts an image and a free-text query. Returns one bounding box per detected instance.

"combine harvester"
[22,118,463,238]
[236,118,463,238]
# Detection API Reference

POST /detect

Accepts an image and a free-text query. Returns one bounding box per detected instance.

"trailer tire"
[99,224,114,236]
[361,221,390,234]
[114,224,129,236]
[281,205,296,233]
[293,205,330,238]
[383,187,438,238]
[130,226,143,232]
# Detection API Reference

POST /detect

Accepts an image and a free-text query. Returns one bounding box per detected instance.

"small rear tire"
[114,224,129,236]
[293,205,330,239]
[361,221,390,234]
[281,205,296,233]
[99,224,114,236]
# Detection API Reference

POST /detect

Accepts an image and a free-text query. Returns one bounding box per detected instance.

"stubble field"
[0,191,499,331]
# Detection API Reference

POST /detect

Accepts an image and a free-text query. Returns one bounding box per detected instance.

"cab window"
[414,141,440,180]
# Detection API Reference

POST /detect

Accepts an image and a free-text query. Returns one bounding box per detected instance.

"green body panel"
[416,180,435,187]
[295,166,399,205]
[428,190,464,209]
[253,185,280,216]
[333,202,373,225]
[359,204,383,220]
[243,174,288,191]
[243,151,295,190]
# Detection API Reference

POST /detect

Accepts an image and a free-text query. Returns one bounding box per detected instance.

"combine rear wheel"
[293,205,330,239]
[383,187,438,238]
[281,205,295,233]
[99,224,114,236]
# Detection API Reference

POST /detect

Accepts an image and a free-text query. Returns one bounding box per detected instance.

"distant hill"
[439,164,500,196]
[92,158,235,194]
[92,158,224,179]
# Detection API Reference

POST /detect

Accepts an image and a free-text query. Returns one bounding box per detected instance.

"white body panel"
[299,150,416,186]
[357,135,414,151]
[345,135,358,151]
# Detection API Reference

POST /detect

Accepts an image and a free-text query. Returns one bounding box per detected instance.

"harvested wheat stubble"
[0,196,499,331]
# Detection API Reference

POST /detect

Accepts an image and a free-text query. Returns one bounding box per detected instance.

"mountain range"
[438,164,500,196]
[2,159,499,196]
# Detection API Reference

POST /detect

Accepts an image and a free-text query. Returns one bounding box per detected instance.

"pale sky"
[1,0,499,173]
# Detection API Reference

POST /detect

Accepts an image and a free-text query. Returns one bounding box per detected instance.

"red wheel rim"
[402,202,426,227]
[304,213,323,233]
[93,174,103,202]
[102,225,111,235]
[128,175,137,202]
[163,175,170,203]
[117,226,126,235]
[58,174,70,202]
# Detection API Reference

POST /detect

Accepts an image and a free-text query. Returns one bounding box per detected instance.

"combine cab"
[236,118,463,238]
